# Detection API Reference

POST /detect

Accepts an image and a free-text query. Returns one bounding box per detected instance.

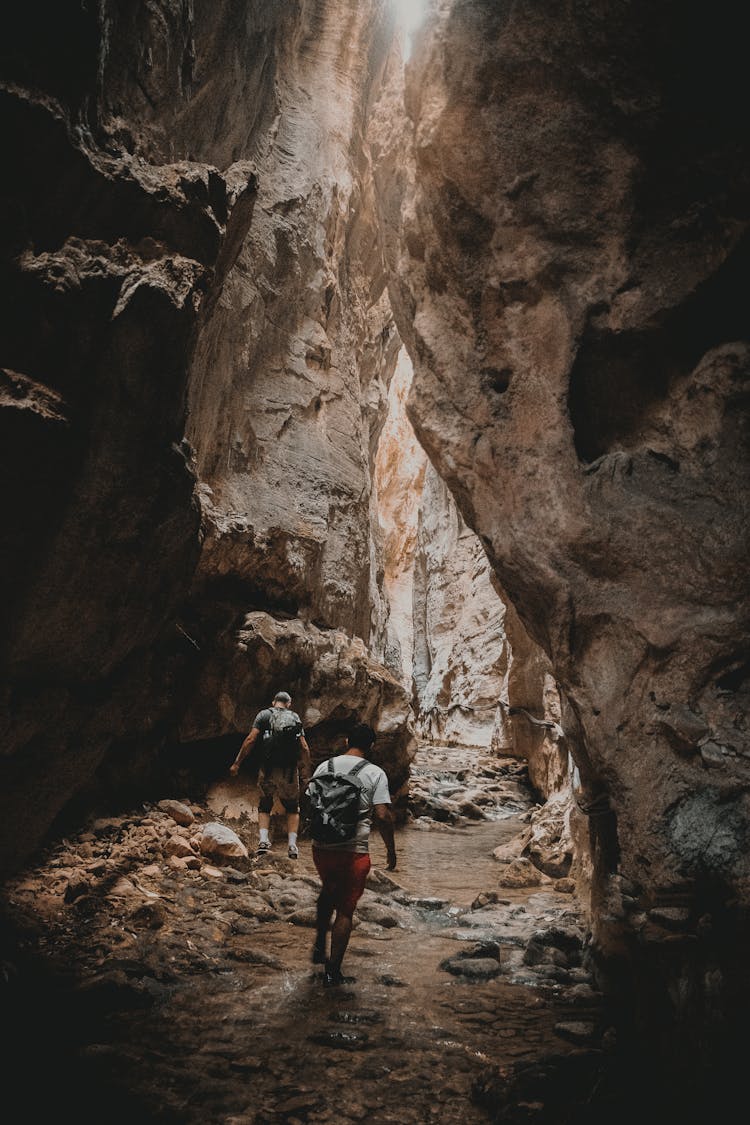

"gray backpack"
[262,708,303,772]
[306,759,368,843]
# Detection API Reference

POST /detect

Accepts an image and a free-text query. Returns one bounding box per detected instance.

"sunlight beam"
[392,0,429,60]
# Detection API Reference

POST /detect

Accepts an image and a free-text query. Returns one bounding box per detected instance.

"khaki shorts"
[258,767,300,813]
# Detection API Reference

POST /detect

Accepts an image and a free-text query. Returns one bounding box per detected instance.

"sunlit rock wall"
[376,0,749,1083]
[179,0,417,779]
[373,344,511,749]
[412,462,510,746]
[0,0,418,873]
[373,346,567,773]
[371,348,427,683]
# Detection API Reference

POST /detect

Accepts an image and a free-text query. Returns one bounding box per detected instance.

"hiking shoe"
[288,843,299,859]
[255,840,272,856]
[323,964,354,988]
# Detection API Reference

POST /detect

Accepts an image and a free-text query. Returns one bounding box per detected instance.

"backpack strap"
[326,757,367,778]
[325,757,367,773]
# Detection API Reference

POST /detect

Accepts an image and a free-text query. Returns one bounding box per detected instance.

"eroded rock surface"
[175,0,419,787]
[180,610,417,812]
[375,0,749,1088]
[0,6,259,874]
[0,1,417,873]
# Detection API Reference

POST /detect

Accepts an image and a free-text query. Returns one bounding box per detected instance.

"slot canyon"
[0,2,747,1122]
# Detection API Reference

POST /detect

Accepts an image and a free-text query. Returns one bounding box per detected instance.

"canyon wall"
[0,0,419,872]
[375,0,749,1085]
[371,348,427,684]
[411,461,509,747]
[3,1,746,1094]
[373,348,567,767]
[177,0,418,787]
[0,0,257,873]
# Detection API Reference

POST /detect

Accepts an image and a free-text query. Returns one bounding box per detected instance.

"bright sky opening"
[393,0,428,60]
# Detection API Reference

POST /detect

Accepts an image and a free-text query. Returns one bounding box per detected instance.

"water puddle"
[392,816,525,906]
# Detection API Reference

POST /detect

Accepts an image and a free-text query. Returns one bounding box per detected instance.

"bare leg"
[314,890,335,962]
[329,912,353,974]
[258,811,271,834]
[286,811,300,836]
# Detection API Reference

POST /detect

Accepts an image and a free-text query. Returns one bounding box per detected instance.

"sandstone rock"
[374,0,750,1076]
[197,823,248,864]
[371,349,428,687]
[157,800,195,827]
[164,835,194,859]
[554,879,576,896]
[647,907,691,932]
[167,856,191,872]
[411,464,510,748]
[63,877,90,904]
[182,612,417,811]
[554,1021,598,1046]
[496,859,553,889]
[286,909,318,928]
[129,901,167,930]
[355,902,401,929]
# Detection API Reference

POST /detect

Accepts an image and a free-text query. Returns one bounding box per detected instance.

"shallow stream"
[2,745,604,1124]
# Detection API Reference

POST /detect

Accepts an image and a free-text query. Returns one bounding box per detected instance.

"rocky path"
[1,749,613,1123]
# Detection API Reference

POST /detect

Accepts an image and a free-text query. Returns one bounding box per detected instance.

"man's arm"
[229,727,259,775]
[373,803,397,870]
[298,735,312,785]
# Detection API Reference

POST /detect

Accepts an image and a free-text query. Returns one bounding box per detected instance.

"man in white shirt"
[308,722,397,987]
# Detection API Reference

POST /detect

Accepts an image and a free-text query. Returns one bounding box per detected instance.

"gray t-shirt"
[310,754,391,854]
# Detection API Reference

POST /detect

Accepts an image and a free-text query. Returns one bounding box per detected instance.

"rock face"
[0,0,417,874]
[374,348,568,769]
[412,462,510,747]
[376,0,749,1089]
[0,2,261,875]
[185,2,399,642]
[180,611,416,813]
[372,348,428,684]
[374,348,568,799]
[178,0,418,784]
[3,1,747,1103]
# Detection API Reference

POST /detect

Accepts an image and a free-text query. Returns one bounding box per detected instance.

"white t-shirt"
[310,754,391,854]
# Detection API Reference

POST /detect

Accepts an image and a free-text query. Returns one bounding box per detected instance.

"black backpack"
[306,759,368,844]
[262,708,303,772]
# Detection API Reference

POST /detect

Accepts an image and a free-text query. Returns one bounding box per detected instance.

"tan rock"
[157,800,195,827]
[167,856,191,872]
[164,835,194,859]
[374,0,749,1066]
[496,859,553,889]
[197,823,249,864]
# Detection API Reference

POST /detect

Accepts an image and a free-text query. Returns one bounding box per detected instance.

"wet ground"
[1,747,613,1123]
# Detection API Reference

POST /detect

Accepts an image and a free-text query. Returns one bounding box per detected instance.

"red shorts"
[312,848,371,916]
